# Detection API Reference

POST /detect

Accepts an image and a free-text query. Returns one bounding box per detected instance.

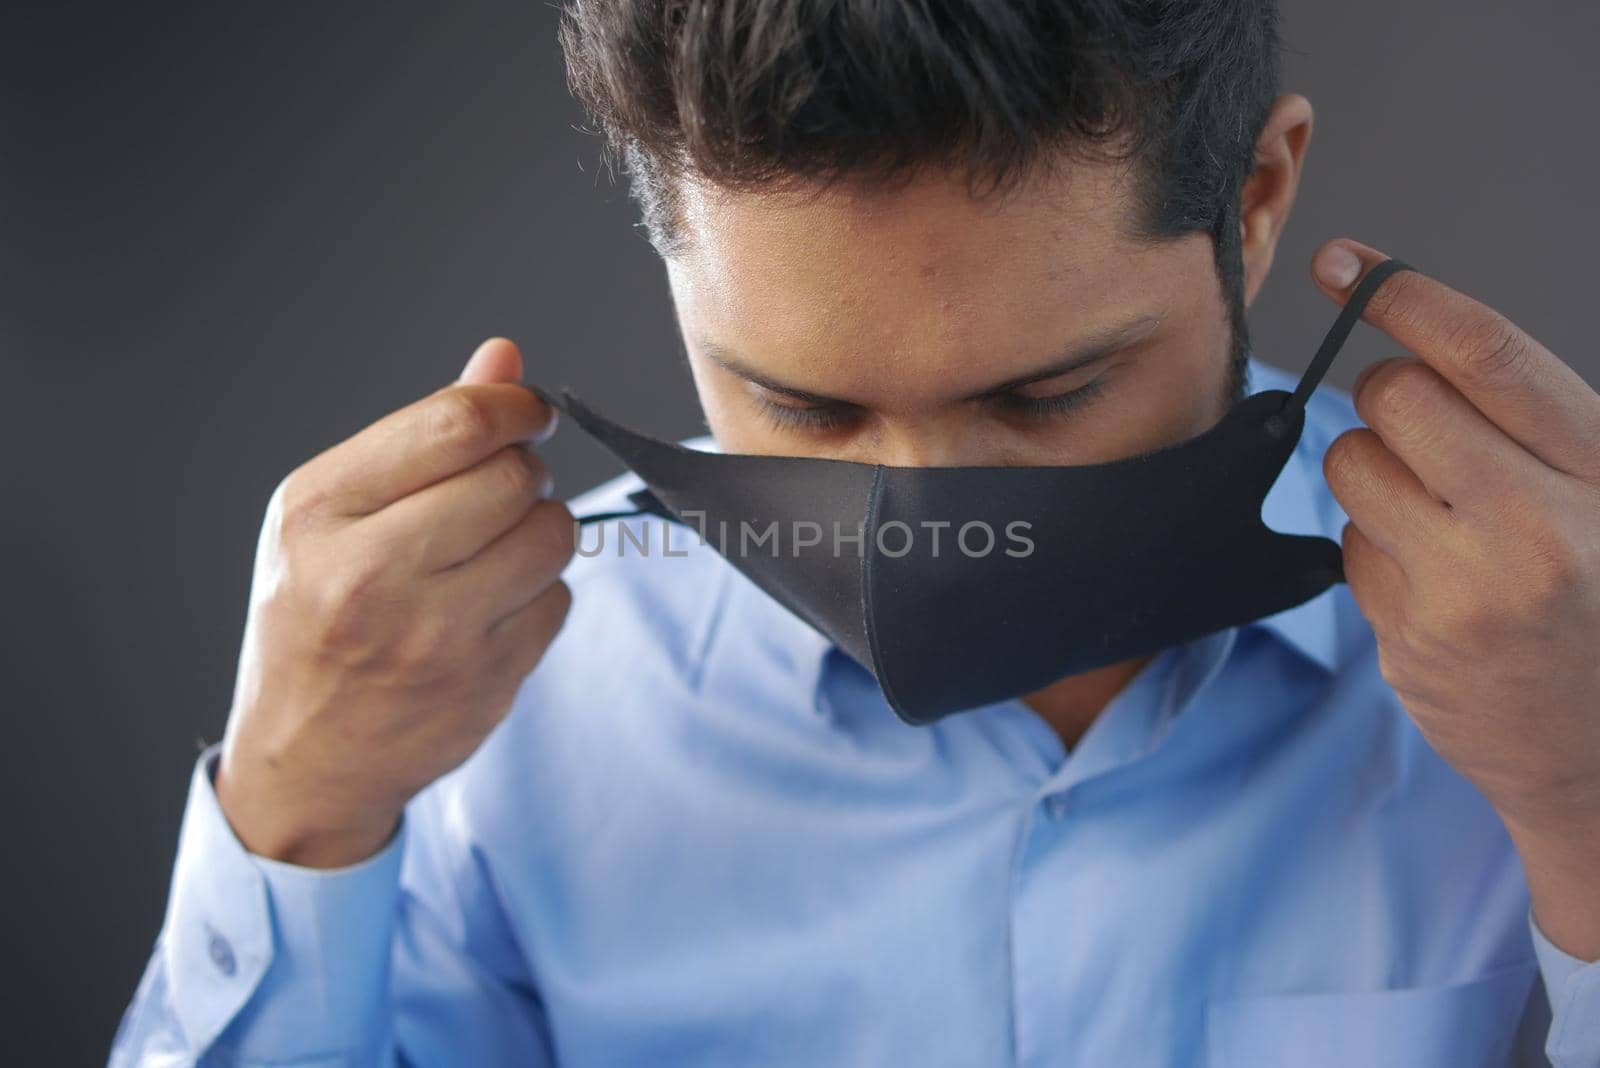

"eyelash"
[991,377,1107,420]
[756,378,1107,433]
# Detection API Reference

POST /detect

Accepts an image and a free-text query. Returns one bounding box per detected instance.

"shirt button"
[1044,793,1070,821]
[206,927,237,977]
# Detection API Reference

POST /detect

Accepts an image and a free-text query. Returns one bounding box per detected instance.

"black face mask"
[533,257,1414,726]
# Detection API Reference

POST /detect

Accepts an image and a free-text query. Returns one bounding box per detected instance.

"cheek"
[1131,320,1237,443]
[1025,344,1230,465]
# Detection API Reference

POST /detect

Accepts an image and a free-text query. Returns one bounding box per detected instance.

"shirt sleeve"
[108,743,557,1067]
[1529,904,1600,1068]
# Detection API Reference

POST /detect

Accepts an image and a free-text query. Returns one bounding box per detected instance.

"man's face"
[663,155,1239,470]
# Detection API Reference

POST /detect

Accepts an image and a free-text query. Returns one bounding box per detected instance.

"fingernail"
[528,403,559,446]
[515,442,556,498]
[1315,244,1362,290]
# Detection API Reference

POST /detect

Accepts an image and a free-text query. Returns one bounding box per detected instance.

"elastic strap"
[570,488,677,526]
[572,508,646,526]
[1285,257,1416,413]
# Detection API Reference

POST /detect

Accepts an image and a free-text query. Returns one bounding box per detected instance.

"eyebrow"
[696,312,1164,407]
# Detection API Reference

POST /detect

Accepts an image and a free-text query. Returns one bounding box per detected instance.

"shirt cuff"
[160,742,406,1060]
[1528,904,1600,1066]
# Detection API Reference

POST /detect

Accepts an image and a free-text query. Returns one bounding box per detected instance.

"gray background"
[3,1,1595,1061]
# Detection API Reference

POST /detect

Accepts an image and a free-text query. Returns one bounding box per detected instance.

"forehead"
[663,157,1193,387]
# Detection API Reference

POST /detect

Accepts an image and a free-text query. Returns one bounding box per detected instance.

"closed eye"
[754,377,1107,433]
[987,377,1107,420]
[754,396,858,433]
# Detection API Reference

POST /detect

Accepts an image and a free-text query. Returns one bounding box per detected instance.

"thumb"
[459,336,524,385]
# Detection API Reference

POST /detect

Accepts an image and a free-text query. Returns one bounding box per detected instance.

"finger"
[1340,519,1410,640]
[460,337,559,443]
[459,336,524,386]
[479,578,574,707]
[305,381,556,517]
[1323,425,1453,574]
[362,443,553,573]
[437,497,576,625]
[1312,238,1600,482]
[1351,355,1547,519]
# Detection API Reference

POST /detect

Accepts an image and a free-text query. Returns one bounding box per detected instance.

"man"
[111,0,1600,1064]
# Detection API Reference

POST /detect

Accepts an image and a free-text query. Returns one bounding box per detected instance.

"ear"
[1238,93,1314,308]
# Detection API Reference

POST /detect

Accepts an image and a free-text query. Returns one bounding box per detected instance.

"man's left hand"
[1311,237,1600,961]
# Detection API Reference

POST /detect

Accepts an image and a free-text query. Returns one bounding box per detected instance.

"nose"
[843,417,988,468]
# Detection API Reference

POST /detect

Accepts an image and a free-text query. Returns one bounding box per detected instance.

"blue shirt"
[111,355,1600,1067]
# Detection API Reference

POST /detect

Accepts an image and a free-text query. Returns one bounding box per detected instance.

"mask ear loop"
[1279,257,1417,419]
[566,487,675,526]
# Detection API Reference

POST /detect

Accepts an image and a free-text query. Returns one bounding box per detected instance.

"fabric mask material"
[531,257,1416,725]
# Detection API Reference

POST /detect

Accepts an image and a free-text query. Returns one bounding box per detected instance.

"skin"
[665,92,1600,964]
[214,343,574,868]
[1312,240,1600,962]
[215,90,1600,971]
[215,96,1311,865]
[664,95,1313,748]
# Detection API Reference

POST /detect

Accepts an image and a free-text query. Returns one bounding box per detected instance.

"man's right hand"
[213,338,576,868]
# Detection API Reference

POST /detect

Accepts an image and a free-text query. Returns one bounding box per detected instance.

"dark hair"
[559,0,1285,403]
